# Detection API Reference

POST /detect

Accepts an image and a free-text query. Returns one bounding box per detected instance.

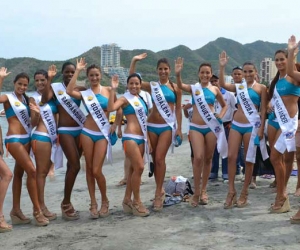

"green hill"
[0,37,294,92]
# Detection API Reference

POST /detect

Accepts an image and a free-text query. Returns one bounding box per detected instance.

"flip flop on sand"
[117,179,127,186]
[290,216,300,224]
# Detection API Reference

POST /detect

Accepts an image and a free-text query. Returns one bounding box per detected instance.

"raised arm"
[41,64,56,103]
[108,75,127,112]
[287,35,300,83]
[219,51,236,92]
[175,57,191,93]
[66,58,86,99]
[129,53,151,92]
[0,67,11,91]
[0,67,10,103]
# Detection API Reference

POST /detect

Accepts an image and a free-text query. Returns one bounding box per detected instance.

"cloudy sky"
[1,0,298,60]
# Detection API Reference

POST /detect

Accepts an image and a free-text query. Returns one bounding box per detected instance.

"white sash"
[150,81,176,152]
[6,93,31,135]
[38,101,63,169]
[123,92,149,169]
[271,86,297,153]
[52,82,86,126]
[81,89,113,164]
[236,80,268,163]
[31,91,41,104]
[191,83,228,158]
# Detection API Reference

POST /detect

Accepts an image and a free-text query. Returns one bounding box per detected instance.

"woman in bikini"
[30,67,59,222]
[66,58,119,219]
[42,62,86,220]
[219,51,268,209]
[268,35,300,217]
[31,70,56,177]
[0,71,49,226]
[175,58,227,206]
[108,73,150,217]
[0,68,13,232]
[129,53,182,211]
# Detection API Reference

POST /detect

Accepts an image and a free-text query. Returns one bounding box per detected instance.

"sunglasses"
[232,66,243,71]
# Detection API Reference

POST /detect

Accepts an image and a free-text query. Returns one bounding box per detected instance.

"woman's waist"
[148,113,173,124]
[233,109,258,123]
[124,125,143,137]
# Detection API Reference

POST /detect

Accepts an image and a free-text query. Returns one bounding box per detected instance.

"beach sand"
[1,139,300,250]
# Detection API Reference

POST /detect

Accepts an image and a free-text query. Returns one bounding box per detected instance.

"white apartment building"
[260,58,277,83]
[101,43,128,85]
[101,43,121,68]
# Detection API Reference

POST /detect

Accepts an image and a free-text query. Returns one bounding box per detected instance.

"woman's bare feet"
[294,188,300,197]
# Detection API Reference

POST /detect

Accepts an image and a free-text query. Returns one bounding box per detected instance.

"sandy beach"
[1,138,300,250]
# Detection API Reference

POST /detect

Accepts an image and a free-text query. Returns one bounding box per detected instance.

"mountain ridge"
[0,37,292,91]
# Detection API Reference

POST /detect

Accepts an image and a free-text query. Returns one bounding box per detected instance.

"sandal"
[132,202,150,217]
[99,200,109,218]
[41,207,57,221]
[122,201,133,214]
[0,215,12,233]
[236,191,249,208]
[270,196,290,213]
[117,179,127,186]
[61,203,80,221]
[33,211,49,227]
[290,216,300,224]
[189,195,199,208]
[89,203,99,219]
[199,190,209,205]
[10,209,31,225]
[224,192,237,209]
[153,192,165,212]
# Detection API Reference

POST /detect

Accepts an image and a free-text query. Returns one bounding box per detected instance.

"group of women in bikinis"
[1,35,300,233]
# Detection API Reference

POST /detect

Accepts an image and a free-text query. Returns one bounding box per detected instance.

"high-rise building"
[100,43,128,85]
[101,43,121,68]
[260,58,277,83]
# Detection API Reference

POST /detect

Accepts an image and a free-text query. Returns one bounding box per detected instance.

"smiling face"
[243,64,256,84]
[34,74,47,92]
[198,65,212,84]
[157,62,171,83]
[14,77,29,95]
[274,51,287,71]
[232,69,243,83]
[87,68,101,86]
[62,64,76,84]
[127,76,141,95]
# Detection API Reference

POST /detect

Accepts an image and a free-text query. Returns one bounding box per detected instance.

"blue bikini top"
[237,88,260,106]
[84,93,108,113]
[43,99,58,114]
[192,87,216,105]
[6,104,30,119]
[276,77,300,97]
[152,84,176,104]
[123,97,148,116]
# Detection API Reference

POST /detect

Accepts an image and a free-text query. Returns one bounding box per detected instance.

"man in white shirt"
[209,74,237,181]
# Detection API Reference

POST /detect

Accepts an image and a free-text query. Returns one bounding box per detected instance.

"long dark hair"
[13,73,30,104]
[268,49,288,100]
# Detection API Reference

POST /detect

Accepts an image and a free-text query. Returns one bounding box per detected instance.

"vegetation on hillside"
[0,37,294,92]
